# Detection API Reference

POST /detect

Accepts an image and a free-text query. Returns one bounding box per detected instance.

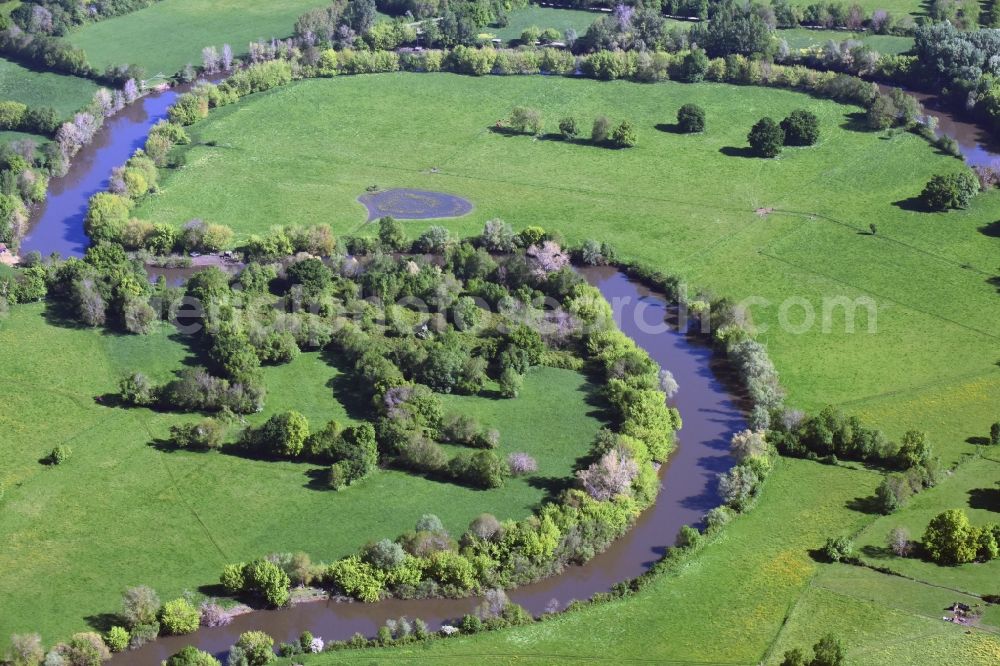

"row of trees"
[504,106,638,147]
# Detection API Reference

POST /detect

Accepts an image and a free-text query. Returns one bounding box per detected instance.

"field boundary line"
[756,250,1000,342]
[134,413,231,563]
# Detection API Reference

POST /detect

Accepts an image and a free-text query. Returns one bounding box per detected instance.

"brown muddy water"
[118,265,748,664]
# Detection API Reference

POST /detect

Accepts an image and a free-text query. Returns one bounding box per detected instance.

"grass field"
[0,302,605,644]
[489,6,599,43]
[0,57,98,117]
[128,72,1000,663]
[67,0,332,77]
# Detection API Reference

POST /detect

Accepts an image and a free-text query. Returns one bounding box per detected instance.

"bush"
[508,106,543,135]
[676,104,705,133]
[47,445,72,465]
[165,646,221,666]
[104,626,129,653]
[159,598,200,635]
[611,120,637,148]
[822,536,854,562]
[121,585,160,628]
[920,170,980,211]
[747,117,784,157]
[498,368,522,398]
[591,116,611,144]
[558,116,578,140]
[233,631,275,666]
[780,109,820,146]
[169,418,225,450]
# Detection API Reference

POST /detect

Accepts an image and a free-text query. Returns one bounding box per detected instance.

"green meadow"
[67,0,332,77]
[128,71,1000,663]
[0,302,604,643]
[0,56,98,117]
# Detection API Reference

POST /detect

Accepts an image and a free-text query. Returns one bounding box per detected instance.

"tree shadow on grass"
[304,467,331,491]
[197,583,229,598]
[968,487,1000,512]
[967,436,991,446]
[979,221,1000,238]
[41,300,92,331]
[989,276,1000,294]
[860,544,894,560]
[84,612,120,633]
[718,146,757,158]
[322,349,372,421]
[488,126,532,138]
[892,196,929,212]
[526,474,575,502]
[655,122,684,134]
[840,111,872,133]
[846,494,884,515]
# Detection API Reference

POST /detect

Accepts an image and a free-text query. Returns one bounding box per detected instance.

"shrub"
[822,536,854,562]
[558,116,578,140]
[611,120,637,148]
[507,452,538,476]
[747,117,784,158]
[242,559,291,607]
[127,622,160,649]
[121,585,160,628]
[47,445,72,465]
[780,109,820,146]
[63,633,111,665]
[159,598,200,635]
[920,170,980,211]
[508,106,543,135]
[415,225,450,253]
[169,418,225,450]
[104,626,129,653]
[362,539,407,570]
[498,368,522,398]
[7,633,43,666]
[874,473,913,514]
[676,104,705,133]
[577,448,638,500]
[165,646,221,666]
[887,526,912,557]
[681,49,709,82]
[233,631,274,666]
[377,216,407,251]
[591,116,611,144]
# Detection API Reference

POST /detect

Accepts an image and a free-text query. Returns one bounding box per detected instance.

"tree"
[923,509,978,564]
[558,116,578,140]
[121,585,160,628]
[7,633,43,666]
[887,526,912,556]
[874,473,913,514]
[896,430,931,469]
[920,171,980,211]
[718,464,760,511]
[165,646,221,666]
[159,598,200,635]
[254,411,310,458]
[508,106,543,135]
[286,257,332,294]
[591,116,611,144]
[822,536,854,562]
[498,368,522,398]
[747,117,784,158]
[243,559,291,607]
[233,631,274,666]
[676,104,705,133]
[84,192,131,243]
[779,648,806,666]
[810,633,845,666]
[780,109,820,146]
[377,216,407,251]
[680,48,709,82]
[507,452,537,476]
[611,120,637,148]
[362,539,406,569]
[577,448,638,500]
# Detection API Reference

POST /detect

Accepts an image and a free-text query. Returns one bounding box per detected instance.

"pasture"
[0,302,604,643]
[0,56,98,117]
[67,0,332,77]
[132,71,1000,663]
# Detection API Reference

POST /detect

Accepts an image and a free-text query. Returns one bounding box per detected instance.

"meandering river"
[16,76,996,664]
